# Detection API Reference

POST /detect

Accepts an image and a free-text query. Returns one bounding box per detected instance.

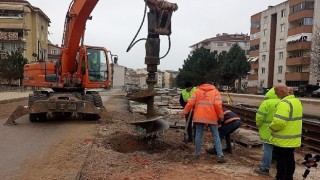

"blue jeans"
[195,123,224,157]
[261,143,273,170]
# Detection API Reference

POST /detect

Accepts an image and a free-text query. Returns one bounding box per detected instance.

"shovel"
[183,108,193,142]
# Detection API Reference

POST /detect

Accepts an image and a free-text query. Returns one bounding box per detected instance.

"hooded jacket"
[269,95,303,148]
[256,88,281,143]
[183,84,223,125]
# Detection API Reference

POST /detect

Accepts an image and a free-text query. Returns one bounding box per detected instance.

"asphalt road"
[0,116,70,178]
[0,93,112,179]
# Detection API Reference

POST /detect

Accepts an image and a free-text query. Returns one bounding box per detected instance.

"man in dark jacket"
[206,109,241,154]
[179,81,196,142]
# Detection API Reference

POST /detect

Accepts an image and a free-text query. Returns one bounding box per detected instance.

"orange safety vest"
[183,84,224,125]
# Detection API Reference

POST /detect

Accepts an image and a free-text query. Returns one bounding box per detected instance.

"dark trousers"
[185,111,195,141]
[218,120,241,150]
[273,146,295,180]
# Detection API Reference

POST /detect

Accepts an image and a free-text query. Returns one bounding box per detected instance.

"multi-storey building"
[163,70,178,88]
[47,43,61,62]
[112,64,125,87]
[189,33,250,57]
[248,0,320,93]
[0,0,50,61]
[125,68,147,88]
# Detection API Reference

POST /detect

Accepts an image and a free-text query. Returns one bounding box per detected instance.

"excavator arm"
[61,0,99,79]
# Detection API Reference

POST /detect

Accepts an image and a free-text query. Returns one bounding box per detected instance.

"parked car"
[312,88,320,98]
[296,84,320,97]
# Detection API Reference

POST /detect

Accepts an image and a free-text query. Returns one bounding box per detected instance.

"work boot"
[205,148,217,155]
[217,156,227,163]
[187,137,193,143]
[254,168,270,176]
[223,148,232,154]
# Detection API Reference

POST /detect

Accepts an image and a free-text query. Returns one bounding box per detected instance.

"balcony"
[251,63,259,69]
[251,28,260,34]
[289,0,312,6]
[250,39,260,46]
[285,72,309,81]
[289,9,314,22]
[249,51,259,57]
[288,26,313,36]
[287,41,311,52]
[286,57,310,66]
[248,74,258,81]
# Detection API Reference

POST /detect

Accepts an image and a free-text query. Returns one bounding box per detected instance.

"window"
[262,42,267,50]
[278,66,283,73]
[304,17,313,25]
[290,1,314,14]
[227,43,233,47]
[263,29,267,36]
[251,20,260,29]
[280,38,284,46]
[298,51,304,57]
[250,44,260,51]
[280,23,285,32]
[216,42,224,47]
[264,16,268,24]
[279,52,283,60]
[51,49,58,54]
[296,65,302,72]
[281,9,286,17]
[0,10,21,18]
[278,80,282,83]
[262,55,266,62]
[261,67,266,74]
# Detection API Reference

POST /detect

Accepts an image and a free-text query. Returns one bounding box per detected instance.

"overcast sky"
[27,0,285,71]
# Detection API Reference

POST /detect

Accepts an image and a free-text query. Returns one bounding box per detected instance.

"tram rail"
[224,104,320,152]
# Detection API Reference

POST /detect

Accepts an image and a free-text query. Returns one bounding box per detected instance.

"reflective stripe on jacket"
[183,84,223,125]
[181,87,197,101]
[218,110,241,128]
[256,88,281,143]
[269,95,303,148]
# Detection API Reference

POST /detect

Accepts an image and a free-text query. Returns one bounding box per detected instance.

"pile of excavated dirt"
[77,91,320,179]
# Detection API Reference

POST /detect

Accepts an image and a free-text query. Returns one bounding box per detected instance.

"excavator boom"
[61,0,99,75]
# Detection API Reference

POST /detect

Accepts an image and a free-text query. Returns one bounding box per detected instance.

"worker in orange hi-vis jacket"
[182,82,226,163]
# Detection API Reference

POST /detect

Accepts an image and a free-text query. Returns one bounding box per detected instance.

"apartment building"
[48,43,61,62]
[112,64,125,87]
[163,70,178,88]
[189,33,250,57]
[0,0,50,61]
[248,0,320,93]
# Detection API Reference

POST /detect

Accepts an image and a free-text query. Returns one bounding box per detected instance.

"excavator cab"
[79,47,111,89]
[87,49,108,81]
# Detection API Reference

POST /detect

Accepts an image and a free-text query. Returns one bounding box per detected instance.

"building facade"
[0,0,50,62]
[189,33,250,57]
[163,70,178,88]
[47,43,61,62]
[112,64,125,87]
[248,0,320,93]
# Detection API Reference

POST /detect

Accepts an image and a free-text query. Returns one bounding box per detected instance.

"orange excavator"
[5,0,178,137]
[5,0,116,124]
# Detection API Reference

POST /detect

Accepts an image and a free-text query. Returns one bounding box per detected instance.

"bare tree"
[310,26,320,78]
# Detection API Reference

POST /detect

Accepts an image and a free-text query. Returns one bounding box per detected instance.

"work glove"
[218,119,224,126]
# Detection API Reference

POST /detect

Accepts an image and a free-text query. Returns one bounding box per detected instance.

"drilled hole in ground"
[105,132,188,154]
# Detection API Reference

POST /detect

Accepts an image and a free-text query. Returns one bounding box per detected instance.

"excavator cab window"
[87,48,108,82]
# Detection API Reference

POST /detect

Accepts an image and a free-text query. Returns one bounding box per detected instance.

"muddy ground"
[1,89,319,179]
[77,90,319,180]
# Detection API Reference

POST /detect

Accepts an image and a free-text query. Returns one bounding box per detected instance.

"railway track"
[224,104,320,152]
